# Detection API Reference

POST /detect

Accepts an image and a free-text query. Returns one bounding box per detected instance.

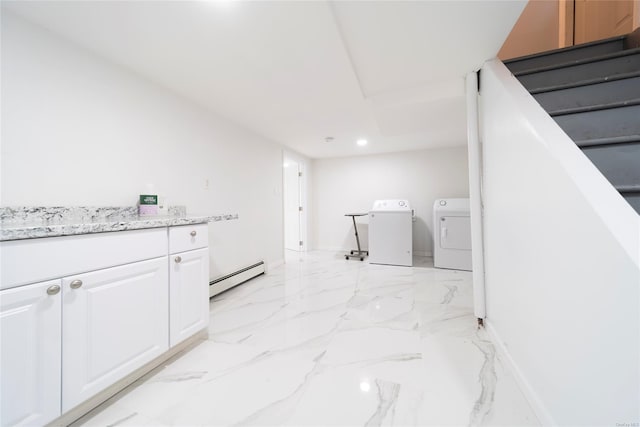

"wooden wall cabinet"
[500,0,639,60]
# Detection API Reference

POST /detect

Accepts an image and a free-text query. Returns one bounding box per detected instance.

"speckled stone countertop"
[0,206,239,242]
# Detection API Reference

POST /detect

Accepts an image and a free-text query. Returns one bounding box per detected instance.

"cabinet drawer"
[0,228,168,290]
[169,224,208,254]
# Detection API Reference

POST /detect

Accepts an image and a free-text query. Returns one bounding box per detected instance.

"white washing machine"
[369,200,413,267]
[433,198,472,271]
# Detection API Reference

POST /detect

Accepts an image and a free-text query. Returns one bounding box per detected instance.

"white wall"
[311,148,469,255]
[480,59,640,425]
[1,12,285,278]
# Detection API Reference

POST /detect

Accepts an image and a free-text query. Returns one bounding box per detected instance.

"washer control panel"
[371,200,411,211]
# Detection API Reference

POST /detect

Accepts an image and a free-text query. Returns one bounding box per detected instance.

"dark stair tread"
[554,104,640,142]
[549,98,640,116]
[534,75,640,114]
[625,27,640,49]
[582,142,640,188]
[530,71,640,94]
[504,35,625,70]
[504,35,625,63]
[617,184,640,192]
[517,53,640,93]
[507,29,640,216]
[622,193,640,215]
[553,105,640,141]
[513,47,640,76]
[576,135,640,148]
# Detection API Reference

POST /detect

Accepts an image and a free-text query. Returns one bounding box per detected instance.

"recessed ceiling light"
[357,139,368,147]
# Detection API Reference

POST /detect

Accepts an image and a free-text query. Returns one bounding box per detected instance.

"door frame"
[282,150,308,252]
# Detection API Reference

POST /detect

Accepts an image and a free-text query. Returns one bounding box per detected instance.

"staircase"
[504,29,640,215]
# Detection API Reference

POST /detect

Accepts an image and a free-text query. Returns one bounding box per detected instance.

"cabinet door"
[170,248,209,347]
[1,280,61,426]
[62,257,168,412]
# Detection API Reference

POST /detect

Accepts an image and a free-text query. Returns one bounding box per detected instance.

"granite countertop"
[0,206,239,242]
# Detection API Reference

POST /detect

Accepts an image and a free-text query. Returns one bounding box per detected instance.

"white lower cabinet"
[0,279,62,427]
[170,248,209,347]
[0,225,210,423]
[62,257,169,412]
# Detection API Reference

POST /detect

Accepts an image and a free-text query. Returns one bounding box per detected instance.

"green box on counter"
[139,195,158,205]
[139,194,158,216]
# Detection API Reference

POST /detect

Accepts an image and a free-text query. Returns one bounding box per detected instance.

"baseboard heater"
[209,261,265,298]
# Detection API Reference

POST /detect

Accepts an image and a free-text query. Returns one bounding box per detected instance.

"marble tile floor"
[74,251,539,427]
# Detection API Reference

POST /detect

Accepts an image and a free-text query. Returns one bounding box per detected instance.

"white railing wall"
[479,59,640,426]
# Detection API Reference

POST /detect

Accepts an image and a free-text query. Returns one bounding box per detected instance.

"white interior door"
[284,160,302,251]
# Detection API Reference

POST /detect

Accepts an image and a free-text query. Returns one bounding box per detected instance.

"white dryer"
[433,199,472,271]
[369,200,412,267]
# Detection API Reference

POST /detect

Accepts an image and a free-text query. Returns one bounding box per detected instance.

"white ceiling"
[3,0,526,159]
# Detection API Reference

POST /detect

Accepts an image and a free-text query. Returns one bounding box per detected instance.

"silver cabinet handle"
[190,231,197,237]
[175,256,182,263]
[70,279,83,289]
[47,285,61,295]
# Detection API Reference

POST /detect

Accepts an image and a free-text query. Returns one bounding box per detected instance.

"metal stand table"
[344,213,368,261]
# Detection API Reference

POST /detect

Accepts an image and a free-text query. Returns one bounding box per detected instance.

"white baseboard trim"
[53,330,207,426]
[484,320,555,426]
[266,259,284,272]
